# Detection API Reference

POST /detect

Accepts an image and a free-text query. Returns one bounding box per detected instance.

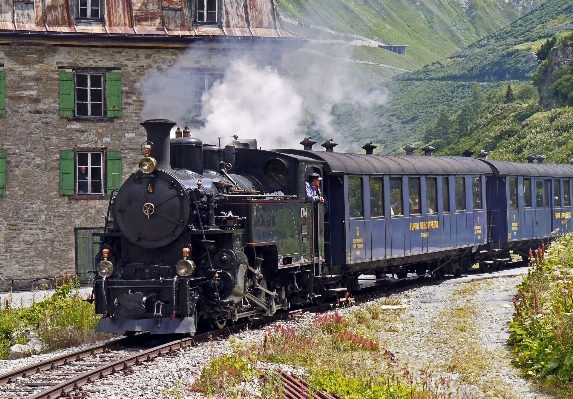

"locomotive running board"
[97,316,197,335]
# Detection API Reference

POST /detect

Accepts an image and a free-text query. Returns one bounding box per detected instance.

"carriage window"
[442,177,450,212]
[536,180,549,207]
[348,176,363,218]
[370,177,383,217]
[523,178,532,208]
[409,177,421,214]
[565,180,571,207]
[455,177,466,211]
[390,177,403,216]
[554,179,561,207]
[509,177,518,209]
[426,177,437,214]
[472,176,482,210]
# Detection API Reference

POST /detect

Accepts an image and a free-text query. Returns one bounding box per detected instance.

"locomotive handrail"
[222,194,298,198]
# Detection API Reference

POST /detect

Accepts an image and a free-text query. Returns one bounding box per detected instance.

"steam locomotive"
[92,119,573,335]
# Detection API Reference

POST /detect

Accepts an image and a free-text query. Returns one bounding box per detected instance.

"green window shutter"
[59,72,74,118]
[0,71,6,117]
[106,151,122,195]
[59,150,75,195]
[105,72,122,118]
[0,150,6,196]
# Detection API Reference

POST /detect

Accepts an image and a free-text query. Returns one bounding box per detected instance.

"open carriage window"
[390,177,402,216]
[370,177,383,217]
[348,176,363,218]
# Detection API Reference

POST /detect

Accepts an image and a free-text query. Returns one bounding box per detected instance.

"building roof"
[0,0,303,44]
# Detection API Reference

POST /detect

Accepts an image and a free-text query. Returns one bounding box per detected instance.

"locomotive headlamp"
[97,249,115,278]
[176,247,196,277]
[138,144,157,174]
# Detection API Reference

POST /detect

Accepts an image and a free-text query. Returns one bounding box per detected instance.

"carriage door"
[347,176,368,263]
[534,179,552,238]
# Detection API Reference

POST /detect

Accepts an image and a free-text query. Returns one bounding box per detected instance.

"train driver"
[306,173,324,203]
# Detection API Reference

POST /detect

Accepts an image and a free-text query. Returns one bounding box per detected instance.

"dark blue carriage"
[278,150,492,278]
[480,159,573,261]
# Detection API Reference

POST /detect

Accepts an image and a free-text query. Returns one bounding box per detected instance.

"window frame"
[390,177,403,216]
[426,177,437,214]
[191,70,224,120]
[78,0,102,20]
[472,176,483,210]
[196,0,218,23]
[60,149,122,199]
[523,178,532,208]
[59,70,122,120]
[348,176,363,218]
[370,176,383,218]
[75,72,104,117]
[76,150,104,196]
[509,177,518,209]
[442,176,450,213]
[408,176,421,215]
[455,176,466,211]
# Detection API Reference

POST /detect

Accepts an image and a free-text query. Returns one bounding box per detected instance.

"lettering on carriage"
[511,222,518,231]
[410,221,439,231]
[555,212,572,219]
[474,226,482,234]
[420,232,429,238]
[353,237,364,249]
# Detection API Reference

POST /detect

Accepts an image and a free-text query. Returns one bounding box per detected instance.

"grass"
[508,234,573,397]
[184,295,497,399]
[0,274,111,359]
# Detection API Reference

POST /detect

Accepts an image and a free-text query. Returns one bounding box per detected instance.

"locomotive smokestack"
[141,119,176,171]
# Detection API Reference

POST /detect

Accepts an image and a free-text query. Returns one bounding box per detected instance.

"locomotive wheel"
[211,319,227,329]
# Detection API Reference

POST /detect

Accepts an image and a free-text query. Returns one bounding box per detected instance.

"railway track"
[0,304,336,399]
[0,265,527,399]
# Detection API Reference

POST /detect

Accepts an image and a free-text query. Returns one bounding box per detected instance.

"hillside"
[275,0,573,154]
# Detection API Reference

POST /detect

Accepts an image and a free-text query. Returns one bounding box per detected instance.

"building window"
[59,150,122,198]
[197,0,217,23]
[59,71,122,119]
[77,152,103,194]
[79,0,101,19]
[192,72,223,119]
[76,73,103,117]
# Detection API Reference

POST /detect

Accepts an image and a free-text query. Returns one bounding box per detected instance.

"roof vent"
[477,150,489,159]
[321,139,338,152]
[422,144,435,156]
[403,144,416,155]
[362,142,377,155]
[536,155,545,164]
[183,126,191,137]
[462,149,474,158]
[175,127,183,138]
[527,154,536,163]
[300,137,317,151]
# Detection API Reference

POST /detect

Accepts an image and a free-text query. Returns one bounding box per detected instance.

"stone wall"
[0,42,283,291]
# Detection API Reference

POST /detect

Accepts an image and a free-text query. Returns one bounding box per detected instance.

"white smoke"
[200,59,304,149]
[139,46,389,151]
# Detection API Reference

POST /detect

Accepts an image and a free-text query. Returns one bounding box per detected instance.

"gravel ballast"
[0,268,553,398]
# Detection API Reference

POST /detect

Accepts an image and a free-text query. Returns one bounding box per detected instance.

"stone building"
[0,0,303,290]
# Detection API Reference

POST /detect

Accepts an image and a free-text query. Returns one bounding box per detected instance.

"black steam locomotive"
[93,119,573,335]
